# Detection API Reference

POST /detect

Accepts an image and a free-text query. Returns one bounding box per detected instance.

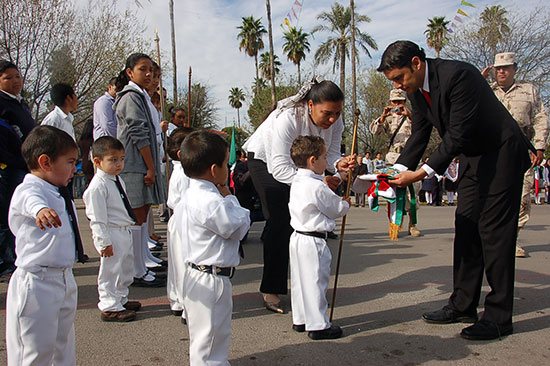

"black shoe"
[150,245,164,252]
[308,325,343,340]
[422,305,477,324]
[181,317,187,325]
[147,264,167,272]
[327,231,338,240]
[131,276,165,287]
[292,324,305,333]
[460,319,513,340]
[171,309,183,316]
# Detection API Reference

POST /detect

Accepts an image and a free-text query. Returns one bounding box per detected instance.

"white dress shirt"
[174,179,250,268]
[243,101,344,185]
[8,174,77,271]
[289,169,350,232]
[41,106,76,141]
[167,161,190,210]
[83,169,135,251]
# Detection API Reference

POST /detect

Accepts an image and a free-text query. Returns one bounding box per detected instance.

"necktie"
[59,186,86,263]
[422,90,432,107]
[114,176,138,222]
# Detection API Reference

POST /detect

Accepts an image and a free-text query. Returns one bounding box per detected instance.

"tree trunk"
[297,61,301,85]
[254,54,259,95]
[266,0,276,110]
[237,107,240,128]
[169,0,178,105]
[340,41,346,124]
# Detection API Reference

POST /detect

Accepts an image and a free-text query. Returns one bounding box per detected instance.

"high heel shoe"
[264,301,284,314]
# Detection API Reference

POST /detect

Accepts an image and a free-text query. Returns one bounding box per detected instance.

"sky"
[81,0,543,128]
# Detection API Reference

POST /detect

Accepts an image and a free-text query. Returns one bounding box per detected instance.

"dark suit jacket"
[396,58,534,192]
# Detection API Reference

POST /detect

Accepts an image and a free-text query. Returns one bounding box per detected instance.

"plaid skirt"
[119,172,165,208]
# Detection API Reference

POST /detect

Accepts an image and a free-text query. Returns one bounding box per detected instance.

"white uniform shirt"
[174,179,250,268]
[8,174,77,271]
[243,102,344,185]
[167,161,190,210]
[41,106,76,141]
[83,169,135,251]
[289,169,350,232]
[144,92,165,158]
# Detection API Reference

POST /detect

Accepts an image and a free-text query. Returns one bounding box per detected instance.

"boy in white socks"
[288,135,350,340]
[83,136,142,322]
[6,126,85,365]
[175,131,250,365]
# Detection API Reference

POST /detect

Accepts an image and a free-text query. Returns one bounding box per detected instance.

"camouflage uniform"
[491,81,549,229]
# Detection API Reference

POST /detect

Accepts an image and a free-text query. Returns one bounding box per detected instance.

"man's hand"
[337,154,356,172]
[481,65,493,79]
[531,150,544,168]
[397,105,411,119]
[101,245,114,258]
[36,207,62,230]
[325,175,341,191]
[390,169,427,188]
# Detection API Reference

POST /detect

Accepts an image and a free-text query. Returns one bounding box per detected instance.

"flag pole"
[329,0,360,322]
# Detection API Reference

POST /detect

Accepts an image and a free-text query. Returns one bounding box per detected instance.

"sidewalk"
[1,203,549,365]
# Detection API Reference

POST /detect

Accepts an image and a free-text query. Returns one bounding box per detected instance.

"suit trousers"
[97,226,134,312]
[449,137,527,325]
[247,157,293,295]
[289,232,332,331]
[183,265,232,366]
[7,267,77,366]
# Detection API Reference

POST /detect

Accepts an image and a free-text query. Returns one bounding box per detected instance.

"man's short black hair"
[22,126,78,171]
[180,131,228,178]
[290,135,326,169]
[92,136,124,160]
[0,60,17,75]
[305,80,344,104]
[50,83,75,107]
[377,40,426,72]
[167,127,195,161]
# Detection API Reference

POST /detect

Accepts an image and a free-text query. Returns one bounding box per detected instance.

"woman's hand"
[144,169,156,187]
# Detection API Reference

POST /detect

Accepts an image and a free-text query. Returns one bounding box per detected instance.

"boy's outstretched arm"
[36,207,62,230]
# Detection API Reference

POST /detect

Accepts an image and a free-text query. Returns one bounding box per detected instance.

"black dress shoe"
[131,276,165,287]
[292,324,305,333]
[308,325,343,340]
[460,320,513,340]
[171,309,183,316]
[422,305,477,324]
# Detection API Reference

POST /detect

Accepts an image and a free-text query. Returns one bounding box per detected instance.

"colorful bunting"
[447,0,476,33]
[281,0,304,31]
[454,16,463,23]
[461,0,475,7]
[457,9,469,17]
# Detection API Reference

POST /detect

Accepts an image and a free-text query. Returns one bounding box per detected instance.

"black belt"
[248,152,255,159]
[190,263,235,277]
[296,231,328,239]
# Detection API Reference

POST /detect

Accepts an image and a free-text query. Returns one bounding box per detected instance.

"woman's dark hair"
[304,80,344,104]
[169,106,186,118]
[0,60,18,75]
[377,40,426,72]
[79,119,94,142]
[115,53,152,92]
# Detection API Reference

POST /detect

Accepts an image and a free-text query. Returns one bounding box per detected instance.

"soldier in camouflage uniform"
[370,89,421,237]
[483,52,549,257]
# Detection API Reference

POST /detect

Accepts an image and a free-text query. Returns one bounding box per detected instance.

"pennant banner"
[461,0,475,7]
[457,8,469,17]
[281,0,304,31]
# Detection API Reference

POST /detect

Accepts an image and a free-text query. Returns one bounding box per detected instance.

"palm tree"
[425,16,450,58]
[282,27,311,84]
[252,77,268,91]
[479,5,510,56]
[237,16,267,95]
[228,87,245,128]
[259,52,281,80]
[266,0,276,109]
[313,2,377,98]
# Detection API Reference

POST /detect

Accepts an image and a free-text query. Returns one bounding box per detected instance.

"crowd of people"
[0,38,549,365]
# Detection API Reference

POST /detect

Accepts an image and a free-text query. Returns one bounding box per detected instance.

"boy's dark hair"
[377,40,426,72]
[22,126,78,170]
[0,60,17,75]
[115,53,152,92]
[50,83,75,107]
[304,80,344,104]
[92,136,124,159]
[290,135,326,168]
[167,127,195,161]
[108,77,117,86]
[180,131,228,178]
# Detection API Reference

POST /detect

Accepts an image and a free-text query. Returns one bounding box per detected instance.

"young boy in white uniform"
[83,136,142,322]
[6,126,85,365]
[288,135,350,340]
[175,131,250,365]
[165,127,193,318]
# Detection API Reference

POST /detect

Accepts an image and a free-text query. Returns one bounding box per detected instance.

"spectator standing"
[93,77,117,140]
[373,152,386,170]
[362,152,373,173]
[41,83,78,141]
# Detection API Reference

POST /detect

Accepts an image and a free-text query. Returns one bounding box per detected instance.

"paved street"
[1,202,549,365]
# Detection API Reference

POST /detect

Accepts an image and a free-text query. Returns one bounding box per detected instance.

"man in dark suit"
[377,41,536,340]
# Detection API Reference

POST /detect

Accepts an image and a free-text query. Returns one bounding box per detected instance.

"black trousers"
[449,136,530,325]
[247,157,293,295]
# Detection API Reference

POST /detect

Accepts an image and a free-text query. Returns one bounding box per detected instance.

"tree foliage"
[177,82,218,130]
[228,87,245,127]
[425,16,450,58]
[237,16,267,95]
[221,126,249,151]
[247,84,298,130]
[259,52,281,80]
[282,27,311,85]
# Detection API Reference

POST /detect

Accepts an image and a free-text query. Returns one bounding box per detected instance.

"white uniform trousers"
[97,226,134,312]
[6,267,77,366]
[183,265,232,366]
[130,225,147,278]
[518,168,534,229]
[167,215,185,312]
[289,232,332,331]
